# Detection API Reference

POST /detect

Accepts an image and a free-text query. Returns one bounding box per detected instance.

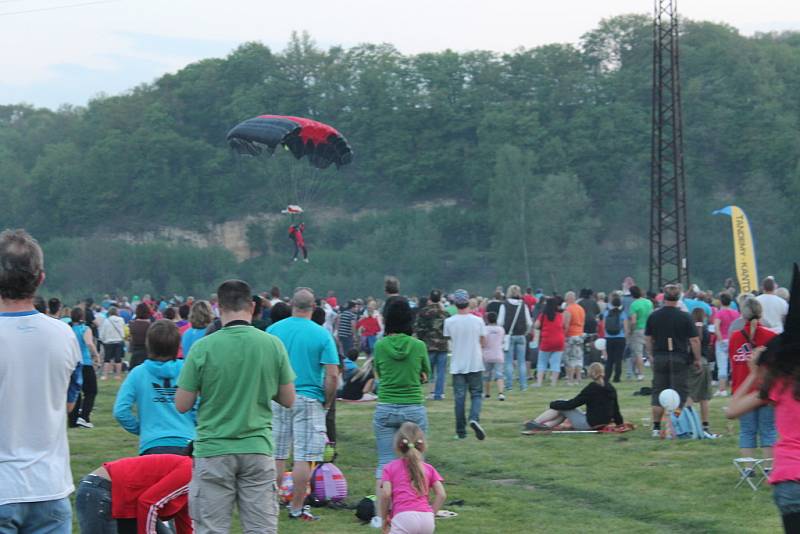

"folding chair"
[733,457,772,490]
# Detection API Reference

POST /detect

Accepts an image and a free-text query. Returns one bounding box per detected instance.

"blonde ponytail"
[394,422,429,496]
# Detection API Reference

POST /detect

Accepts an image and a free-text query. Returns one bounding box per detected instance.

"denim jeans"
[504,335,528,390]
[428,351,448,400]
[774,481,800,515]
[76,475,116,534]
[452,372,483,438]
[537,351,562,373]
[0,498,71,534]
[738,404,777,449]
[373,403,428,478]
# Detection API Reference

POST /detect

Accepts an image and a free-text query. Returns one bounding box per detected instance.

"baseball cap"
[452,289,470,305]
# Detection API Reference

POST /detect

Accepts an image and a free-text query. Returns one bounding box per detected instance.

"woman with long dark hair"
[371,298,431,530]
[128,303,152,370]
[534,297,565,387]
[70,307,100,428]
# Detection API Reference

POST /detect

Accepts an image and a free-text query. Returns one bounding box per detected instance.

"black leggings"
[70,365,98,424]
[783,512,800,533]
[604,338,626,382]
[293,243,308,260]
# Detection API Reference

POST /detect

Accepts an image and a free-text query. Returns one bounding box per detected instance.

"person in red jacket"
[75,454,192,534]
[289,223,308,263]
[728,297,777,460]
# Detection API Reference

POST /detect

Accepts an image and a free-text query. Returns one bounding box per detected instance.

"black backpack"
[605,308,623,336]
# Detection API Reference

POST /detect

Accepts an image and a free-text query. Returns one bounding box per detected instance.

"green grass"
[69,373,780,533]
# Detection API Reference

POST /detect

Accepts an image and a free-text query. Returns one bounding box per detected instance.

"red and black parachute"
[227,115,353,170]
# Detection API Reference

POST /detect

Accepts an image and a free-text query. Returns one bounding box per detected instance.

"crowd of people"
[2,227,799,533]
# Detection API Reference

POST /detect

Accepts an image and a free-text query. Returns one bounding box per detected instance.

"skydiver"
[289,223,308,263]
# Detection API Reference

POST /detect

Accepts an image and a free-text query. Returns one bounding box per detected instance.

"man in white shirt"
[757,277,789,334]
[0,229,82,533]
[444,289,487,441]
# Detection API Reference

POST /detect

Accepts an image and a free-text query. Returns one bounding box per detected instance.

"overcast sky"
[1,0,798,109]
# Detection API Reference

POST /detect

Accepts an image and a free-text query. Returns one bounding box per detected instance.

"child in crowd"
[340,357,377,401]
[482,312,506,401]
[113,320,196,455]
[380,422,446,534]
[75,453,192,534]
[343,348,360,384]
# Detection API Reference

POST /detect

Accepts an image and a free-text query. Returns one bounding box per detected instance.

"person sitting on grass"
[379,422,446,534]
[340,357,377,401]
[75,452,192,534]
[113,320,196,455]
[525,362,624,431]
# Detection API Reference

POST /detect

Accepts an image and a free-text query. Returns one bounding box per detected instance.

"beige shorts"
[190,453,278,533]
[629,329,646,359]
[564,336,584,368]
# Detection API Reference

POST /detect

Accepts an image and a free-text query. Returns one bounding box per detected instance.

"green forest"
[2,15,799,300]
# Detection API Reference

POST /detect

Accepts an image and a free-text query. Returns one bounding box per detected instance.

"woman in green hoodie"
[371,298,431,529]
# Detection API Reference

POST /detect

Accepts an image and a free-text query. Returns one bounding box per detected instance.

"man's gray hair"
[0,229,44,301]
[291,288,315,311]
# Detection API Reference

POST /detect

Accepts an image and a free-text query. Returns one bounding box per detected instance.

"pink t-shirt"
[768,379,800,484]
[713,307,740,340]
[381,458,443,515]
[482,325,505,364]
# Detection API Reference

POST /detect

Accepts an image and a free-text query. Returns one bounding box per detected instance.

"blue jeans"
[373,403,428,478]
[75,475,116,534]
[504,335,528,390]
[739,404,777,449]
[0,498,71,534]
[338,336,354,355]
[774,481,800,515]
[537,351,563,373]
[453,372,483,438]
[428,351,447,400]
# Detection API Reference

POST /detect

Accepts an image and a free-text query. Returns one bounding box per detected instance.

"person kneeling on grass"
[340,357,378,401]
[75,453,192,534]
[113,320,196,455]
[525,362,624,431]
[380,422,446,534]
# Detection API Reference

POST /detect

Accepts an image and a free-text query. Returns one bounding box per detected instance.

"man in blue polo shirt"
[267,288,339,521]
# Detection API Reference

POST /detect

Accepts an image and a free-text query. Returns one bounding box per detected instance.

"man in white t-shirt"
[0,229,82,533]
[444,289,487,441]
[757,277,789,334]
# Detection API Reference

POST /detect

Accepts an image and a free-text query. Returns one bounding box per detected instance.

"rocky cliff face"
[106,199,458,262]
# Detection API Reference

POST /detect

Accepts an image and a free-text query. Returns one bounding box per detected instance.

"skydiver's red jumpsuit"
[289,223,307,260]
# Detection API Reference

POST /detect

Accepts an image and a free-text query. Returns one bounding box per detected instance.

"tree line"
[1,15,799,299]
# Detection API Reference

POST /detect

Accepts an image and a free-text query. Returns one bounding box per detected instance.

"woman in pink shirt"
[712,292,740,396]
[380,422,446,534]
[727,264,800,533]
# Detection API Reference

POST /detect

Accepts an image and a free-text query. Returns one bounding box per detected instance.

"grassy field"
[69,372,781,533]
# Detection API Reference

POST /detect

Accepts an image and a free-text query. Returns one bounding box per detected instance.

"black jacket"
[550,381,624,427]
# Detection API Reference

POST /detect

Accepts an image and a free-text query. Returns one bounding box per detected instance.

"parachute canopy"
[227,115,353,170]
[281,205,304,215]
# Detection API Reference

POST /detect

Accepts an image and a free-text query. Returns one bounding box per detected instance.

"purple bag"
[311,463,348,503]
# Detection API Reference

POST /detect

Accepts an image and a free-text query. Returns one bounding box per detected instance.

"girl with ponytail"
[379,422,446,534]
[727,297,778,461]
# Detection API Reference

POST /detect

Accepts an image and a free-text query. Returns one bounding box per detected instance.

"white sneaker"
[498,393,506,401]
[370,516,383,529]
[703,431,720,439]
[76,417,94,429]
[718,390,729,397]
[636,374,644,381]
[651,429,661,438]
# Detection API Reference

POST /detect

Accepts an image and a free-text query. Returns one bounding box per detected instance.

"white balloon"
[594,338,607,351]
[659,388,681,411]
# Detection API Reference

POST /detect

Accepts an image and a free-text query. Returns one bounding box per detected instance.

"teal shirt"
[267,317,339,402]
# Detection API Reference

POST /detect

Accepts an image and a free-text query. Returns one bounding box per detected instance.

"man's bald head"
[291,288,315,312]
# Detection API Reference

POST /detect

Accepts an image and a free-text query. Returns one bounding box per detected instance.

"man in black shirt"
[645,284,701,437]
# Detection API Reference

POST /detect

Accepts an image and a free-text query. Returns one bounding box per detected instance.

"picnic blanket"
[521,422,636,435]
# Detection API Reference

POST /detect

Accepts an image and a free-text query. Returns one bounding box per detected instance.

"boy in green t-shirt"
[627,286,654,381]
[176,280,295,534]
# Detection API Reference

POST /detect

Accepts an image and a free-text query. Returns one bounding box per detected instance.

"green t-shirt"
[374,334,431,405]
[177,325,295,458]
[629,298,654,331]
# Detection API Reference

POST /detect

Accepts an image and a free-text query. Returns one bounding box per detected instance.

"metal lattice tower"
[649,0,689,292]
